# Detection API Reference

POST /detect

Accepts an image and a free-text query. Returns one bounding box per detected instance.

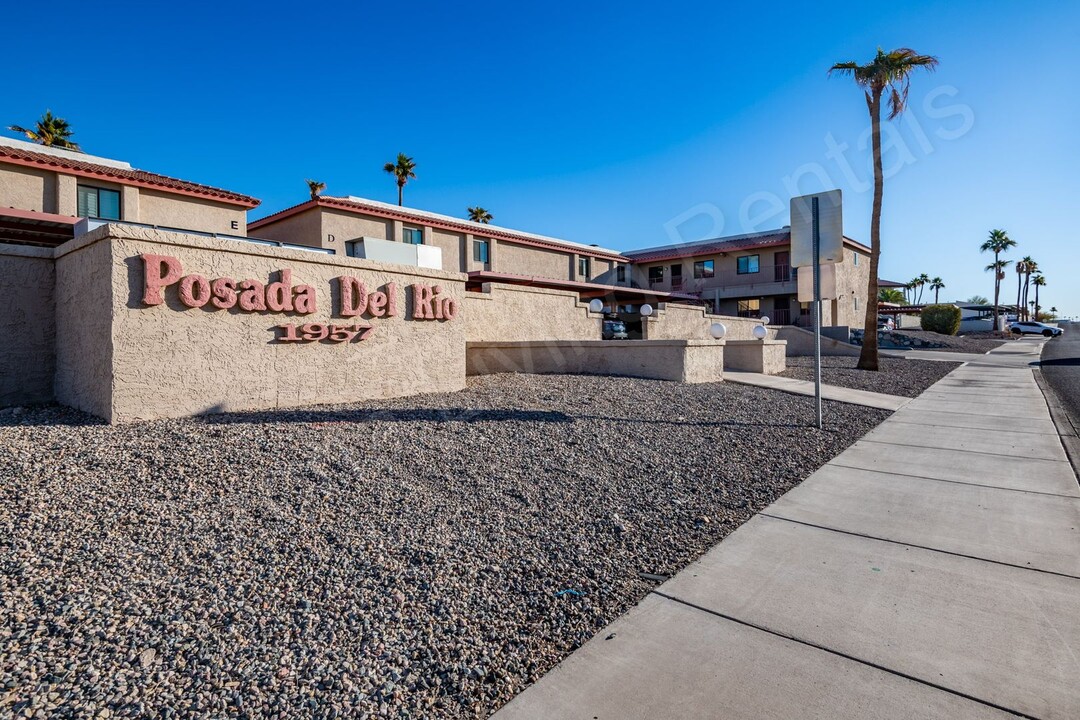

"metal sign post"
[812,197,823,430]
[790,189,842,431]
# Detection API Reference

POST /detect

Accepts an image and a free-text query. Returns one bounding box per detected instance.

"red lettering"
[412,284,434,319]
[338,277,368,317]
[443,298,458,320]
[294,285,317,314]
[238,280,266,311]
[178,274,211,308]
[386,282,398,317]
[265,269,294,312]
[369,291,388,318]
[141,254,183,305]
[210,278,237,309]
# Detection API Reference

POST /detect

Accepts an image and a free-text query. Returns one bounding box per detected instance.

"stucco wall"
[466,340,724,384]
[496,241,572,280]
[251,206,326,249]
[138,190,247,236]
[430,228,464,273]
[463,283,602,342]
[0,245,56,406]
[644,302,775,342]
[0,165,58,213]
[52,225,466,423]
[723,340,787,374]
[54,238,115,419]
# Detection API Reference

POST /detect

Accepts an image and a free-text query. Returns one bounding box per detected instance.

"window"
[693,259,714,279]
[736,255,759,274]
[578,256,590,278]
[473,239,490,264]
[616,265,626,282]
[737,298,761,317]
[402,227,423,245]
[648,266,664,286]
[77,185,121,220]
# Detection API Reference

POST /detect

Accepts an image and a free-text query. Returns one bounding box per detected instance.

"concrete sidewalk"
[495,339,1080,720]
[724,370,910,411]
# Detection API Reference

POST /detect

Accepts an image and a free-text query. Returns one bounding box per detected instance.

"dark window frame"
[473,239,490,264]
[736,255,760,275]
[77,184,122,221]
[578,256,590,277]
[737,298,761,317]
[648,266,664,285]
[693,259,715,279]
[402,227,424,245]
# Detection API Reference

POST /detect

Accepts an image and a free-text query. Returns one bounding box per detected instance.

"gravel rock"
[891,330,1012,354]
[780,356,961,397]
[1,374,889,718]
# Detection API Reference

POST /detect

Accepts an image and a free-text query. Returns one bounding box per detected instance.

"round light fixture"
[752,325,768,340]
[589,298,604,313]
[760,315,771,325]
[640,304,654,317]
[710,322,727,339]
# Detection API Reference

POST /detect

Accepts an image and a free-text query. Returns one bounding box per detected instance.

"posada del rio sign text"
[140,254,457,343]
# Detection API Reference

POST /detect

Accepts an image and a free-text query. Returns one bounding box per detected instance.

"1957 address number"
[275,323,374,343]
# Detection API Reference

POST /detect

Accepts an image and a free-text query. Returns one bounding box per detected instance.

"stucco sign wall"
[140,254,458,344]
[53,225,467,423]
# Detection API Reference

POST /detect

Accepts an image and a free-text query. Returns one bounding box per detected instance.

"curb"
[1033,367,1080,482]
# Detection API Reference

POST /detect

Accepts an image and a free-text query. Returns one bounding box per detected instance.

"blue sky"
[5,1,1078,313]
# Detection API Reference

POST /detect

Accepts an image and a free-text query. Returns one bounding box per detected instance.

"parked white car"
[1010,321,1063,337]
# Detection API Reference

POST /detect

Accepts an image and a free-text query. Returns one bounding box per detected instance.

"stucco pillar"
[422,226,433,245]
[488,237,497,272]
[392,219,403,242]
[56,174,77,217]
[122,186,139,223]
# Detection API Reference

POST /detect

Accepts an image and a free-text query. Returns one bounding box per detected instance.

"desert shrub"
[920,304,961,335]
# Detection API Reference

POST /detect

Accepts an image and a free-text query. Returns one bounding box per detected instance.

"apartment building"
[623,228,872,328]
[0,137,259,246]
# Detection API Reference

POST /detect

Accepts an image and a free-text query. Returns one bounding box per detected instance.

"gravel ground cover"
[780,356,961,397]
[892,329,1011,354]
[2,374,890,719]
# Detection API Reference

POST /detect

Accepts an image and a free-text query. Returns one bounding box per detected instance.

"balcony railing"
[645,264,797,296]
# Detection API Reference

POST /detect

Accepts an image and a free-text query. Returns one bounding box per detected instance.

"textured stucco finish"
[466,340,724,383]
[0,165,58,213]
[644,303,774,342]
[723,340,788,374]
[54,238,115,419]
[0,245,56,406]
[138,190,247,235]
[463,283,602,342]
[775,325,861,356]
[52,225,466,423]
[0,161,247,235]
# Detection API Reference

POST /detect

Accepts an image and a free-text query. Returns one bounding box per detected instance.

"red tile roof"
[0,145,259,208]
[251,197,626,260]
[622,229,871,264]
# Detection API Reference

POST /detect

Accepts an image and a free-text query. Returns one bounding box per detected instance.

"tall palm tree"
[9,109,80,150]
[306,179,326,200]
[1020,256,1038,320]
[929,277,945,304]
[467,206,493,224]
[1014,259,1028,321]
[980,229,1016,328]
[1032,274,1046,321]
[830,48,939,371]
[916,273,930,303]
[383,153,417,206]
[904,280,918,304]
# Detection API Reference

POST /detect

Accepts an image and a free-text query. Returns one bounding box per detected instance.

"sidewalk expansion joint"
[828,462,1080,500]
[649,589,1042,720]
[758,513,1080,582]
[885,418,1058,437]
[858,437,1071,463]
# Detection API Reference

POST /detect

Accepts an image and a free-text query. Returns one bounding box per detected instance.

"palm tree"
[1014,259,1028,321]
[1020,256,1038,320]
[383,153,417,206]
[306,179,326,200]
[878,288,906,304]
[967,294,990,304]
[9,109,80,150]
[467,206,493,224]
[929,277,945,304]
[980,229,1016,328]
[904,279,918,304]
[916,273,930,303]
[831,48,939,371]
[1032,274,1046,321]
